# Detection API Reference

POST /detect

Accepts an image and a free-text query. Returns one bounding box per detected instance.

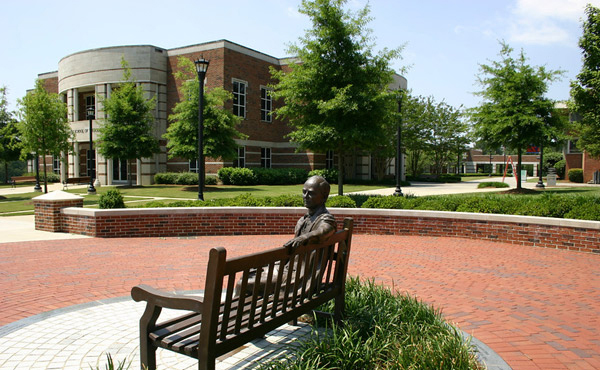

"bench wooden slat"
[133,218,353,370]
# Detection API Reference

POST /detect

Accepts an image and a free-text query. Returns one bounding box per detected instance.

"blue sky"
[1,0,598,113]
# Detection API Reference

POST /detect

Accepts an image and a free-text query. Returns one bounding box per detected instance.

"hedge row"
[139,192,600,221]
[154,172,218,185]
[218,167,309,185]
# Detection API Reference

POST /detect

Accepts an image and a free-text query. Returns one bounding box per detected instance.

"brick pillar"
[33,191,84,232]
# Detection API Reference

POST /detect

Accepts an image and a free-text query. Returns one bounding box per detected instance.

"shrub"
[99,189,125,209]
[23,172,61,183]
[175,172,198,185]
[228,168,257,186]
[260,278,483,370]
[217,167,235,185]
[205,175,218,185]
[565,202,600,221]
[252,167,308,185]
[265,194,303,207]
[554,159,566,179]
[308,168,339,184]
[154,172,179,184]
[568,168,584,183]
[477,182,509,188]
[326,195,357,208]
[361,195,407,209]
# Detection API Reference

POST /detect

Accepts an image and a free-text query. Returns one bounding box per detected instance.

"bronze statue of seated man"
[235,175,336,297]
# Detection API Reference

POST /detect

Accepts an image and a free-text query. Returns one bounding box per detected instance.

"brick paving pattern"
[1,235,599,369]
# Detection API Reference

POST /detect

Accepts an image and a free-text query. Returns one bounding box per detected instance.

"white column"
[73,142,80,177]
[136,159,142,185]
[73,88,79,122]
[107,159,113,186]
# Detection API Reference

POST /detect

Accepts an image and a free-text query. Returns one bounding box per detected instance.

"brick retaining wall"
[59,207,600,254]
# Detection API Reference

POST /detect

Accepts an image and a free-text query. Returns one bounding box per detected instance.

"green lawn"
[0,183,388,215]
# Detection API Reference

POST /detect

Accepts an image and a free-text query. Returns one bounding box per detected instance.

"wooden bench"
[62,176,91,189]
[131,218,353,370]
[10,176,37,187]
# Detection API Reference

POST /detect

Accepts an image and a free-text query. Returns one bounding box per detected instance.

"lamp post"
[194,57,209,201]
[33,154,42,192]
[86,106,96,194]
[536,143,545,188]
[394,97,403,197]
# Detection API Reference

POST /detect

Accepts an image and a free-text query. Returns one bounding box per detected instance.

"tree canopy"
[470,42,563,189]
[164,57,246,163]
[401,93,470,177]
[0,86,23,183]
[271,0,403,194]
[570,4,600,158]
[97,58,160,186]
[17,80,71,192]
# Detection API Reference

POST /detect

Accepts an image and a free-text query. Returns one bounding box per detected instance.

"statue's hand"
[284,235,309,252]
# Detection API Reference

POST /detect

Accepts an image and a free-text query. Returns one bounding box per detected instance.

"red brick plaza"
[1,234,599,370]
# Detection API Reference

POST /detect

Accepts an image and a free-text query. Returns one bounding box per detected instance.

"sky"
[1,0,599,113]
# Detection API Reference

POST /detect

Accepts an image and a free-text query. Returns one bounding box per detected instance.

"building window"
[261,147,271,168]
[233,79,247,118]
[326,150,334,169]
[568,139,581,154]
[234,146,245,168]
[85,95,95,117]
[260,87,272,122]
[189,159,198,173]
[53,156,61,174]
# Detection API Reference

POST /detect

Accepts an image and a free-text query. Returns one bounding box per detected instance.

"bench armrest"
[131,284,204,312]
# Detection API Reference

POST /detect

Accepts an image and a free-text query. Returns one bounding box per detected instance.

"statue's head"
[302,175,330,212]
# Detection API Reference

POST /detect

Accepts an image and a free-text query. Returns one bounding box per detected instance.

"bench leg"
[140,338,157,370]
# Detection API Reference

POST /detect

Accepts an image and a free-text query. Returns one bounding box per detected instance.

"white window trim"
[232,78,248,119]
[260,85,272,122]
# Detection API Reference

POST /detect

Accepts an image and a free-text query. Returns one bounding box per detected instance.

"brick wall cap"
[329,208,600,230]
[34,190,83,201]
[61,206,307,217]
[59,206,600,230]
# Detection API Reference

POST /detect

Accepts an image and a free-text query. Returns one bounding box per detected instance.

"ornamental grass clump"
[260,278,483,370]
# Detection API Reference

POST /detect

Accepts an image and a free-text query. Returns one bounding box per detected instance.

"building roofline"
[59,44,167,64]
[167,39,284,64]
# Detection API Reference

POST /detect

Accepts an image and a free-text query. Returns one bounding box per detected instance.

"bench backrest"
[200,217,353,359]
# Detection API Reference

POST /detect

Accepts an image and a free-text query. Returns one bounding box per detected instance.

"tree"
[97,59,160,186]
[570,4,600,158]
[470,42,563,189]
[0,86,22,183]
[17,80,71,193]
[402,93,431,177]
[428,101,468,175]
[271,0,403,195]
[164,57,246,167]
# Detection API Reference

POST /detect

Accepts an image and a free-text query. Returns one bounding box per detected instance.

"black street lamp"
[394,97,403,197]
[194,57,209,201]
[86,106,96,194]
[33,154,42,192]
[536,143,545,188]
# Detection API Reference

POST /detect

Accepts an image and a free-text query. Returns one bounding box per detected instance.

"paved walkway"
[0,235,598,369]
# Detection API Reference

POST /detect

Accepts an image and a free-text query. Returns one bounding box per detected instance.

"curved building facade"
[37,40,407,185]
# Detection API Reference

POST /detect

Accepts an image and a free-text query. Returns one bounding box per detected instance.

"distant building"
[463,149,541,177]
[35,40,407,185]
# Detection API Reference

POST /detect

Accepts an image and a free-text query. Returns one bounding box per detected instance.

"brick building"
[35,40,407,185]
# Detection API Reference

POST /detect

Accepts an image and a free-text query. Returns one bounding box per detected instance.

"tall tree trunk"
[517,148,522,190]
[337,153,344,196]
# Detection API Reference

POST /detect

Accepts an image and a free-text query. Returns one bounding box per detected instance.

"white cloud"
[507,0,600,45]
